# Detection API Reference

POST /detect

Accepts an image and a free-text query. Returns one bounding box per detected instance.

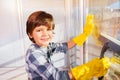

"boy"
[25,11,110,80]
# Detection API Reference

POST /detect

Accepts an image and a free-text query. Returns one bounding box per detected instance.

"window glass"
[87,0,120,59]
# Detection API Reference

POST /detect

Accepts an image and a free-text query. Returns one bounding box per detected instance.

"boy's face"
[29,25,53,47]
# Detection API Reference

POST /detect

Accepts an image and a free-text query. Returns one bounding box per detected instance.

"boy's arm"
[68,70,76,80]
[67,14,95,49]
[67,40,76,49]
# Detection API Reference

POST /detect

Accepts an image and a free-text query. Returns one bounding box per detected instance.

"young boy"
[25,11,110,80]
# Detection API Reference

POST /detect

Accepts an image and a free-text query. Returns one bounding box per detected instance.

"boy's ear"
[28,33,33,38]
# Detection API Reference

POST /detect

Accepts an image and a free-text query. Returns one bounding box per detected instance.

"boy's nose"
[42,30,48,35]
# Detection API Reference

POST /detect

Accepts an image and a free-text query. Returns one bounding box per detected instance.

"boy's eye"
[47,29,52,31]
[36,29,41,32]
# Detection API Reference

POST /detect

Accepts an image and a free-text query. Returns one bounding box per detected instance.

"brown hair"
[26,11,55,42]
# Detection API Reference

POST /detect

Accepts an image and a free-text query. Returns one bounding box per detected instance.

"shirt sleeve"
[50,42,68,54]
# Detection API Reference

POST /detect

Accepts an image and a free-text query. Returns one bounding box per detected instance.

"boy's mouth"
[41,38,49,41]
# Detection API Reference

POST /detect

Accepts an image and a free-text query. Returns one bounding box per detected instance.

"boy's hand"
[84,14,95,36]
[72,14,95,46]
[71,57,110,80]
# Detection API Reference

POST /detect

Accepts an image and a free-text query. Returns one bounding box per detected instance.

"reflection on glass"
[87,0,120,80]
[89,0,120,40]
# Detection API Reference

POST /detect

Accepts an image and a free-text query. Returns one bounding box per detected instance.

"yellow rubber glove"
[71,57,110,80]
[73,14,95,46]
